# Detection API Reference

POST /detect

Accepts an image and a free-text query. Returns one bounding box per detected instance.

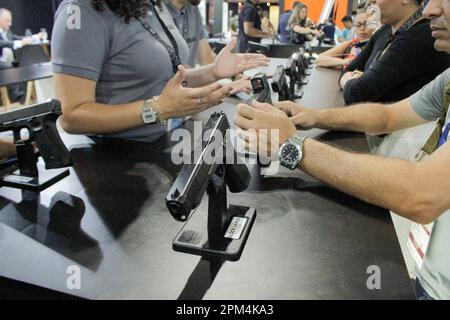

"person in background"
[166,0,253,94]
[320,18,337,45]
[238,0,272,53]
[288,3,321,45]
[234,0,450,300]
[340,0,449,105]
[316,12,376,68]
[0,8,34,103]
[278,1,302,44]
[261,10,275,34]
[165,0,215,67]
[338,15,355,42]
[229,14,239,35]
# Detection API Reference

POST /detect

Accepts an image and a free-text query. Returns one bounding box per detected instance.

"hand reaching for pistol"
[274,101,318,130]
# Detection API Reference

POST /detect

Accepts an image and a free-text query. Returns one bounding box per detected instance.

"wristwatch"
[279,132,308,170]
[141,96,167,126]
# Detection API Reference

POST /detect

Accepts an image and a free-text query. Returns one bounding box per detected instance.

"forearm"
[293,25,312,35]
[185,64,217,87]
[60,100,145,135]
[308,103,390,134]
[300,138,430,223]
[315,55,346,68]
[0,139,16,160]
[198,51,216,67]
[245,26,270,38]
[321,42,351,57]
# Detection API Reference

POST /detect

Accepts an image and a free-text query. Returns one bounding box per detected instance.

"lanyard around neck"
[138,3,181,74]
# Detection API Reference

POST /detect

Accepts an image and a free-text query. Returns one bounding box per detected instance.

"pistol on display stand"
[166,112,256,261]
[247,73,274,167]
[0,99,73,191]
[248,72,273,105]
[285,58,304,100]
[271,65,292,102]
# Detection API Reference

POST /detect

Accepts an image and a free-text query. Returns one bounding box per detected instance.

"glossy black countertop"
[0,65,415,299]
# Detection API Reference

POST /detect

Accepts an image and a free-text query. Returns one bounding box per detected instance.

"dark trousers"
[0,61,26,103]
[415,279,435,300]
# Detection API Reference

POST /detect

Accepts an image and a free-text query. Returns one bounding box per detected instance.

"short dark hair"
[341,15,353,23]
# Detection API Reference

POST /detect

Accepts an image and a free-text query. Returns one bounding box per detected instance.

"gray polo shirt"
[52,0,189,139]
[410,68,450,300]
[165,0,206,67]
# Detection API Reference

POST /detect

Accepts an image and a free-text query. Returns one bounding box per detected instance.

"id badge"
[407,221,435,269]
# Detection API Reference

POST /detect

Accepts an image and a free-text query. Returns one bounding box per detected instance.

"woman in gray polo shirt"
[52,0,269,139]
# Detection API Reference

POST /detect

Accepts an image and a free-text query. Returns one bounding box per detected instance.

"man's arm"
[299,136,450,224]
[276,98,428,135]
[0,39,14,50]
[235,101,450,225]
[197,39,216,66]
[0,139,16,160]
[244,21,272,38]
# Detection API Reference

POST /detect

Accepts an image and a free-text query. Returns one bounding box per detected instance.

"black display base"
[173,205,256,261]
[0,164,70,192]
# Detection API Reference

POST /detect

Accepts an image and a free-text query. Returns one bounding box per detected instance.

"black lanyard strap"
[138,2,181,74]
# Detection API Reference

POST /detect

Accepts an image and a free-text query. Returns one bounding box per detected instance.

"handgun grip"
[225,159,250,193]
[33,114,73,169]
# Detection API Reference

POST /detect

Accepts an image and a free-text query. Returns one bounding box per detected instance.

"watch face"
[144,113,157,123]
[142,107,157,124]
[281,144,300,164]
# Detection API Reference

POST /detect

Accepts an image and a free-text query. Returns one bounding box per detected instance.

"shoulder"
[185,3,202,21]
[55,0,115,27]
[373,25,390,39]
[398,19,432,42]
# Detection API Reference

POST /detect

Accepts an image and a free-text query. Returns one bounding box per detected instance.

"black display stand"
[173,165,256,261]
[0,140,69,192]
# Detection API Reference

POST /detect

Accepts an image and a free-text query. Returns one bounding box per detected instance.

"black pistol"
[271,65,291,102]
[166,112,250,222]
[166,112,256,261]
[0,99,72,169]
[248,73,273,105]
[285,58,304,99]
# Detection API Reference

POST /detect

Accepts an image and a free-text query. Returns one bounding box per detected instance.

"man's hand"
[274,101,318,130]
[340,70,364,88]
[213,37,270,80]
[234,100,297,158]
[225,77,252,95]
[21,37,33,46]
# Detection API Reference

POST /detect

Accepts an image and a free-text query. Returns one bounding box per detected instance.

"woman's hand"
[158,65,233,119]
[274,101,318,130]
[212,37,270,80]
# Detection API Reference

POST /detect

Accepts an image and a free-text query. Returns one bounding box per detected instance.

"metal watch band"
[143,97,167,126]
